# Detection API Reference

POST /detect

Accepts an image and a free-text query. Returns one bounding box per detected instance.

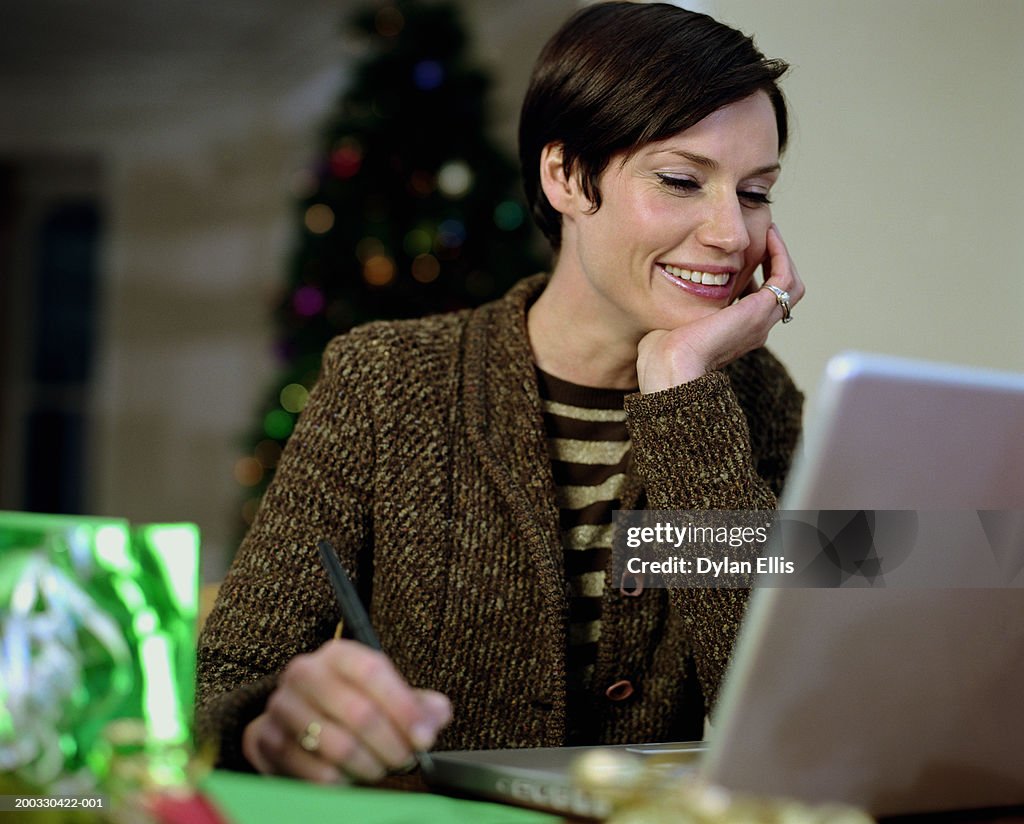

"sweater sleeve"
[195,330,383,770]
[623,348,803,711]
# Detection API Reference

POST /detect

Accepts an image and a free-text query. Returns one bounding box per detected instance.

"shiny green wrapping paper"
[0,511,199,793]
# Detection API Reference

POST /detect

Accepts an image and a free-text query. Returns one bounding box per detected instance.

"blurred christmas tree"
[234,0,546,533]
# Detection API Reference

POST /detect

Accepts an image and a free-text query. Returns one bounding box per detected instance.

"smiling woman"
[521,1,801,390]
[197,1,805,787]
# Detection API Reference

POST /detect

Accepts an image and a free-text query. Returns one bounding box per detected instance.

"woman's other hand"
[242,639,451,783]
[636,224,803,393]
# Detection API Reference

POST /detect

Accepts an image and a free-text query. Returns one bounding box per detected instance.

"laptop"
[423,351,1024,818]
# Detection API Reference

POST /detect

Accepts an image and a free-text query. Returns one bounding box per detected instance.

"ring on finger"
[763,284,793,324]
[299,720,323,753]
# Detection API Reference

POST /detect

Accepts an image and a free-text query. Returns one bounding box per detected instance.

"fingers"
[762,224,804,307]
[243,712,346,784]
[244,640,451,784]
[417,689,453,726]
[245,710,347,784]
[267,674,392,782]
[746,224,801,326]
[738,272,761,300]
[324,640,449,752]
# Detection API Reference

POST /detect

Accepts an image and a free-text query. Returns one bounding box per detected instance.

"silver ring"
[299,721,322,753]
[763,284,793,324]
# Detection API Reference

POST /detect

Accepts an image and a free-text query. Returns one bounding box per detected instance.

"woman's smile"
[660,265,733,288]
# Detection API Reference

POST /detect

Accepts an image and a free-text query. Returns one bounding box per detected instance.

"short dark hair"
[519,2,789,249]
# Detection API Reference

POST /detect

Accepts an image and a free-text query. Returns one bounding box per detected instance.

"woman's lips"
[658,263,735,298]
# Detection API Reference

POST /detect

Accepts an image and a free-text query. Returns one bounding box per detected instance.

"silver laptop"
[423,351,1024,818]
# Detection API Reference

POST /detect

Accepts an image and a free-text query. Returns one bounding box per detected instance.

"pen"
[316,539,435,773]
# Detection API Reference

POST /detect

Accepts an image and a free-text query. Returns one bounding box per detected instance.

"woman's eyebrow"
[661,149,781,177]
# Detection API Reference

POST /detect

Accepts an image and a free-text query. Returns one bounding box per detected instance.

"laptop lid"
[701,351,1024,814]
[779,350,1024,510]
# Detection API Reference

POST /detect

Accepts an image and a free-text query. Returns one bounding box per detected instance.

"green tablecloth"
[203,771,560,824]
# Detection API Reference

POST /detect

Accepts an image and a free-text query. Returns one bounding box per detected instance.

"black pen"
[316,539,435,772]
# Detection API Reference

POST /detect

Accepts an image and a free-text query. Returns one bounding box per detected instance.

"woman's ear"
[539,143,582,217]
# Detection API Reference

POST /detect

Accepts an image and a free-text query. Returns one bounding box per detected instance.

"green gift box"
[0,511,199,793]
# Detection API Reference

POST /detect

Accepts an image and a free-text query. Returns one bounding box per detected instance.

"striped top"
[535,367,634,743]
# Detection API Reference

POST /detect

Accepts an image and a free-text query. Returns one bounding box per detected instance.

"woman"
[197,1,804,786]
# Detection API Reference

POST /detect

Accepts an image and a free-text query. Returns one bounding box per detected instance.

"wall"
[0,0,349,581]
[711,0,1024,410]
[92,130,304,582]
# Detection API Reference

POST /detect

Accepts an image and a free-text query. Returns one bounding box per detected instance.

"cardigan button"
[605,679,635,702]
[619,571,644,597]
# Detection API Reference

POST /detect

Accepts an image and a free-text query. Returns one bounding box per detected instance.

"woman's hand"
[636,224,804,393]
[242,639,451,784]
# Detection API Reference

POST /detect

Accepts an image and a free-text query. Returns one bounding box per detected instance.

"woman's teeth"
[663,265,729,286]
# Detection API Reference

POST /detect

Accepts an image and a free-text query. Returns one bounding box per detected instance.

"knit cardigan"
[196,273,803,771]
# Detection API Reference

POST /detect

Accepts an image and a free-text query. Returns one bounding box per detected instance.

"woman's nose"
[696,194,750,254]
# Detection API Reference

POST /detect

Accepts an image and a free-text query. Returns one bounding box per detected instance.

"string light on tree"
[363,254,396,286]
[263,409,293,440]
[279,383,310,414]
[413,60,445,91]
[411,253,441,283]
[304,204,335,234]
[408,170,435,197]
[403,227,433,256]
[330,140,363,179]
[292,286,325,317]
[234,457,263,487]
[254,439,282,469]
[437,160,473,198]
[494,200,525,231]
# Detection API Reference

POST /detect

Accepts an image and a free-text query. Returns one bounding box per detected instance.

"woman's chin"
[650,304,725,332]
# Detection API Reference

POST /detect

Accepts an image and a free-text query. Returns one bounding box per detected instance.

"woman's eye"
[657,174,699,192]
[739,190,773,206]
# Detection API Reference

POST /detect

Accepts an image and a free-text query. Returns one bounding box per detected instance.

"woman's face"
[556,91,781,339]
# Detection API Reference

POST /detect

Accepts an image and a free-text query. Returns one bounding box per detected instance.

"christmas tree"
[235,0,546,532]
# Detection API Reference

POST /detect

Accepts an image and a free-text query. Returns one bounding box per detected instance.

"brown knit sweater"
[196,273,803,772]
